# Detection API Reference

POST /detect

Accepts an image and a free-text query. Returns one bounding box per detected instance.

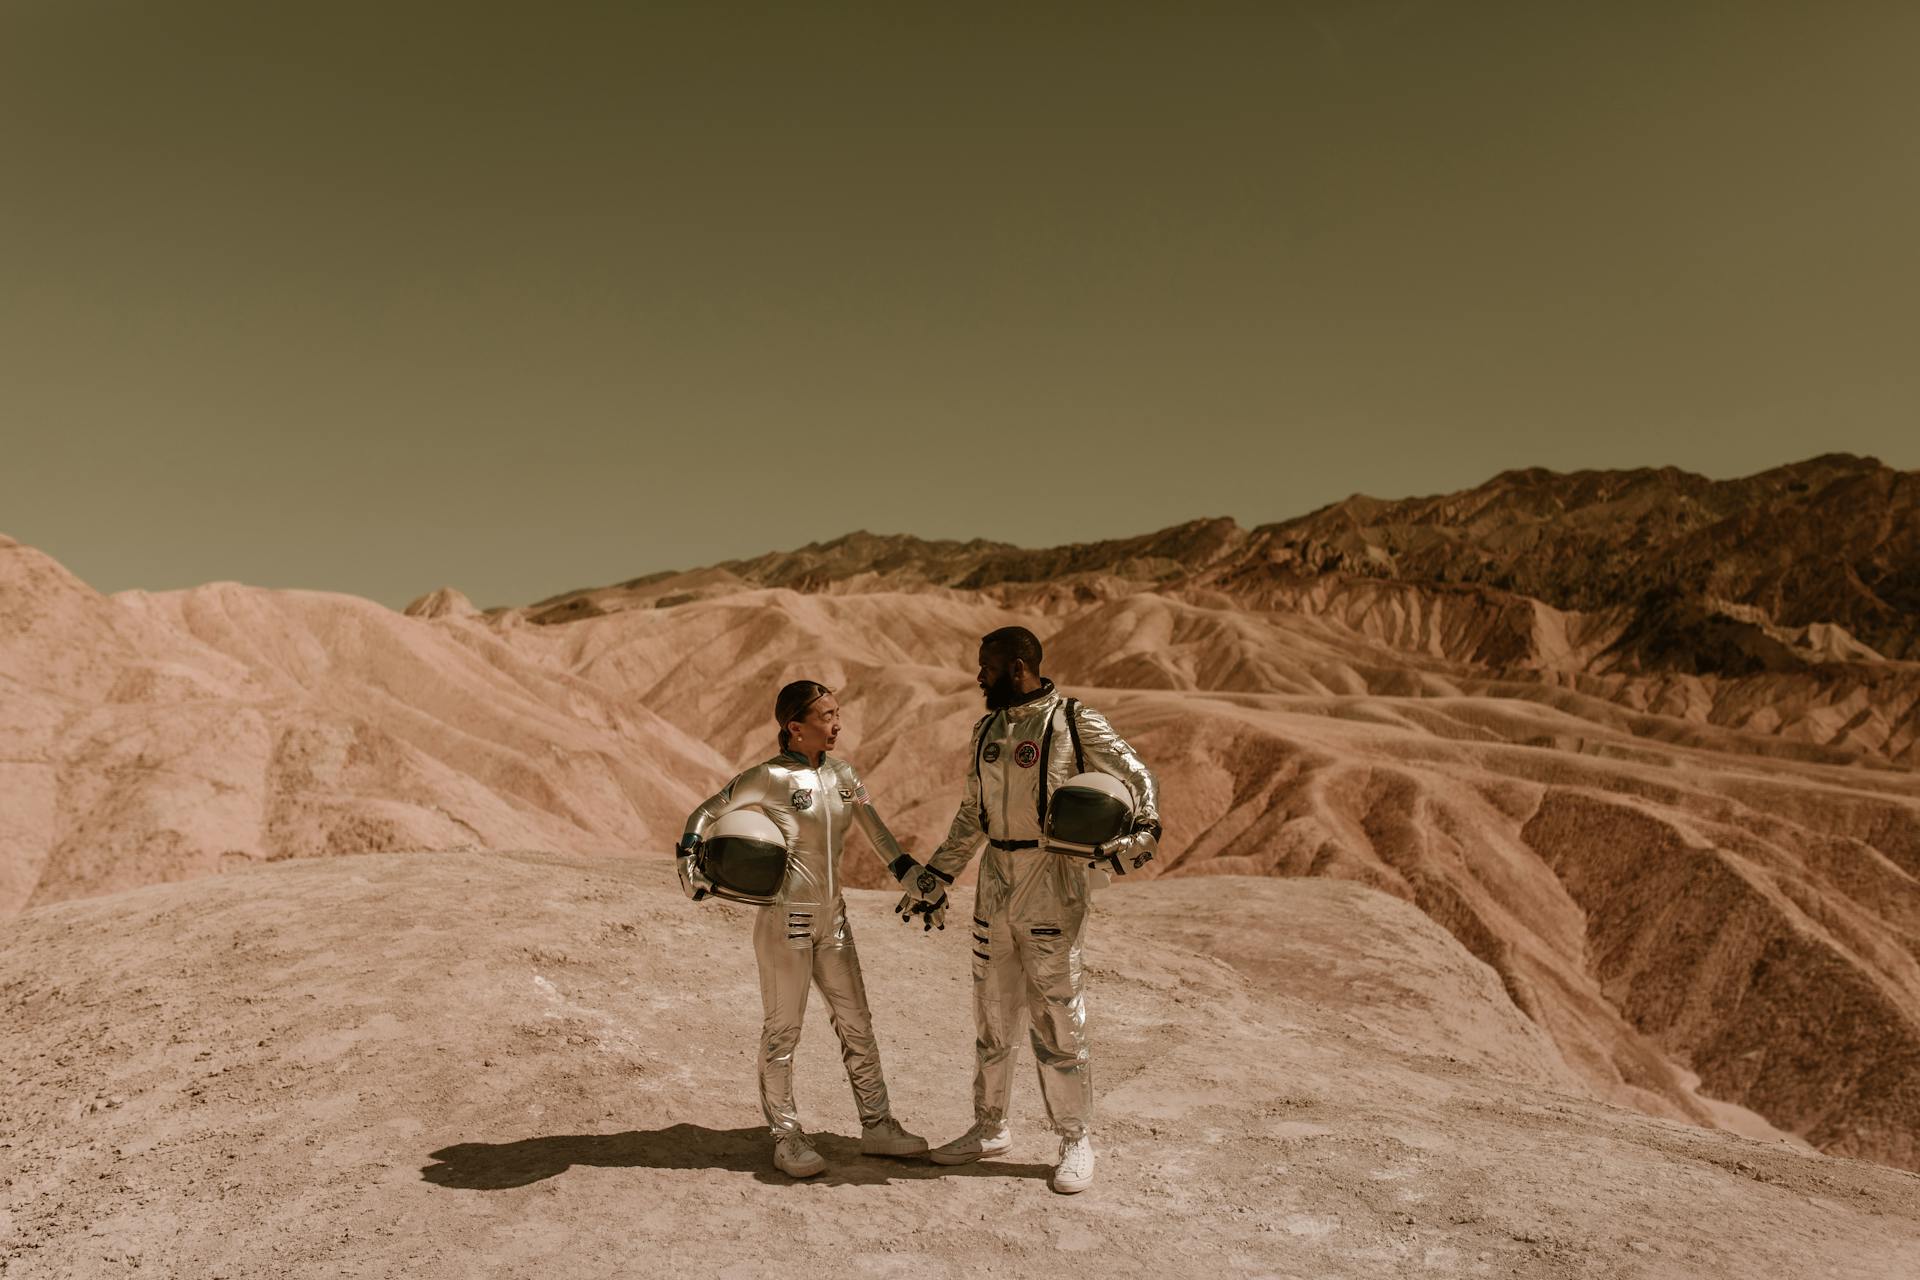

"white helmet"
[1045,772,1135,856]
[711,809,783,843]
[700,809,789,904]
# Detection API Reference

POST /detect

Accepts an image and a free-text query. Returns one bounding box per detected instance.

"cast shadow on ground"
[422,1124,1054,1189]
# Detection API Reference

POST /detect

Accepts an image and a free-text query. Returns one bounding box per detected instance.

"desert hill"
[528,452,1919,662]
[0,536,723,915]
[3,456,1918,1178]
[4,853,1916,1279]
[521,454,1920,760]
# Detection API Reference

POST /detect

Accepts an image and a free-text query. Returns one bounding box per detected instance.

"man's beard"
[981,671,1021,710]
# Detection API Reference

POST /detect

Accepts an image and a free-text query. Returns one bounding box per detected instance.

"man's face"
[788,693,841,758]
[977,645,1021,710]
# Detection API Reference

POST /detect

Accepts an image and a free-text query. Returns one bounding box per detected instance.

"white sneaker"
[1051,1134,1094,1194]
[928,1119,1013,1166]
[773,1133,826,1178]
[860,1116,929,1157]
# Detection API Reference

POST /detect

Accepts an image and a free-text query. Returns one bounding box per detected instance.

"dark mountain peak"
[518,455,1918,668]
[1226,455,1918,660]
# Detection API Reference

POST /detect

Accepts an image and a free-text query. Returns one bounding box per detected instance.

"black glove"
[895,890,948,932]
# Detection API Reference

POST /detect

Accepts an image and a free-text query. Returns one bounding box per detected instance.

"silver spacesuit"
[927,679,1160,1140]
[681,750,909,1138]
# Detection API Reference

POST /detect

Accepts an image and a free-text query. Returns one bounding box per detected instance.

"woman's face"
[787,692,841,760]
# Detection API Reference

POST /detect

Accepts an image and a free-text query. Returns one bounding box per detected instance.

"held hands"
[888,855,952,904]
[894,892,947,932]
[886,853,948,931]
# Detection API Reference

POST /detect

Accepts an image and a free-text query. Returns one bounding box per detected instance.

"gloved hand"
[675,834,711,902]
[1118,823,1160,870]
[893,866,949,928]
[894,892,947,932]
[1083,828,1157,876]
[887,855,952,904]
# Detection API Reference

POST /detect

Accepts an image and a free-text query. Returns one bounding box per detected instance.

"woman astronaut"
[675,680,928,1178]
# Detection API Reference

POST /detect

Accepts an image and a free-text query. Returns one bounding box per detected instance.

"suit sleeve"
[682,764,774,841]
[842,763,911,877]
[1075,704,1160,831]
[927,715,992,880]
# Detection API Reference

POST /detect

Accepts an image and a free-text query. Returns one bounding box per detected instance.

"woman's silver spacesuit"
[680,750,910,1138]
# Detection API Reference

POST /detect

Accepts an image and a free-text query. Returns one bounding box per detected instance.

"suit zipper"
[996,712,1009,841]
[821,761,834,902]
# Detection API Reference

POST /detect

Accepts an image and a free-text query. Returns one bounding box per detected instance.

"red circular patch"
[1014,740,1040,768]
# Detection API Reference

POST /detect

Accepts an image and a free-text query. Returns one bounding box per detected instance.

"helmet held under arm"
[1045,771,1149,875]
[693,808,791,905]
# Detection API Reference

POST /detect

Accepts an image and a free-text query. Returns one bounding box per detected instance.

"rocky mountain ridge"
[513,453,1919,673]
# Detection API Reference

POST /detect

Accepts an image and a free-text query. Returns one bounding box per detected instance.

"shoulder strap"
[1036,704,1060,827]
[1035,697,1086,829]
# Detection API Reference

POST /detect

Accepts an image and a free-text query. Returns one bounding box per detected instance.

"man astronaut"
[895,625,1161,1194]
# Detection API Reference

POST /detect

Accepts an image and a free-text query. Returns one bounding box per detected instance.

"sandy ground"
[5,851,1916,1279]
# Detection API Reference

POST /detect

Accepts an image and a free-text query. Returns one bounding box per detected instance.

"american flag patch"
[852,783,870,804]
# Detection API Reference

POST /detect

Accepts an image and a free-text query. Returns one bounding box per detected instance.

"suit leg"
[970,908,1024,1126]
[754,904,817,1137]
[811,899,891,1126]
[1021,914,1091,1139]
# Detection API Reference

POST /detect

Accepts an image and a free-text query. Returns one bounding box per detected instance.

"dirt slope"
[4,853,1916,1280]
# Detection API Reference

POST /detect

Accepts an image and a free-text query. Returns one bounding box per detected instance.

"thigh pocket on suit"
[1023,925,1079,991]
[970,916,992,978]
[786,910,815,947]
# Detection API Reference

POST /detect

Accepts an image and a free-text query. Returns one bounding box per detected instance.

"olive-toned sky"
[3,2,1915,608]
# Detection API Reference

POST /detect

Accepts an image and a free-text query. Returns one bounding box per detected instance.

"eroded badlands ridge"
[2,455,1917,1176]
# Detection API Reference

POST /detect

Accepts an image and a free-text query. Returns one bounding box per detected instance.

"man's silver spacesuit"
[681,751,909,1138]
[927,679,1159,1140]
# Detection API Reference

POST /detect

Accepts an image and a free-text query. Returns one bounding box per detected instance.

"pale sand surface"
[4,853,1917,1279]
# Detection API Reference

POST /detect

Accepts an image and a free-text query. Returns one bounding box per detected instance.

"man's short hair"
[981,625,1043,672]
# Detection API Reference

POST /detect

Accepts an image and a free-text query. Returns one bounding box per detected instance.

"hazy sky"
[3,2,1915,608]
